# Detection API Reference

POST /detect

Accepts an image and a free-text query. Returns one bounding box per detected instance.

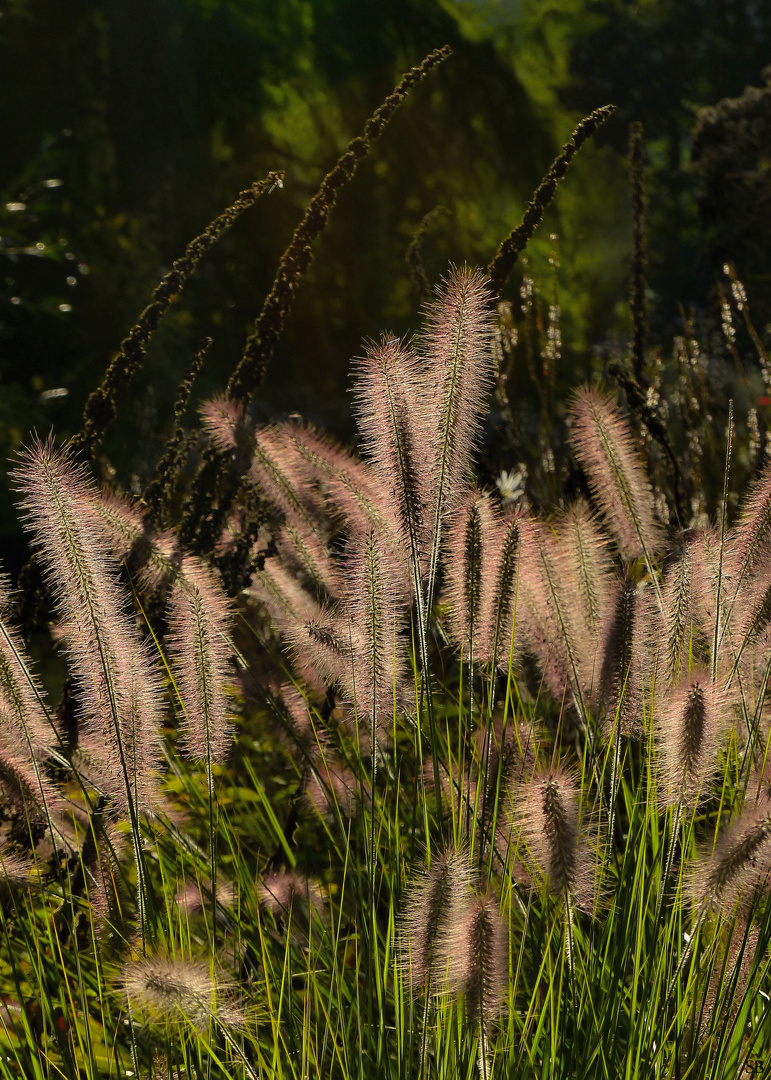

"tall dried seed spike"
[227,46,451,405]
[569,386,663,565]
[400,847,471,989]
[422,267,497,609]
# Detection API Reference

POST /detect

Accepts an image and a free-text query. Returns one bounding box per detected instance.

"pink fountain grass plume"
[594,573,645,738]
[167,556,235,766]
[690,795,771,918]
[199,397,248,454]
[554,500,614,697]
[278,682,330,756]
[661,539,700,685]
[444,490,496,660]
[352,335,433,577]
[420,266,497,608]
[257,871,323,920]
[726,454,771,607]
[568,386,663,572]
[478,511,521,671]
[250,425,328,534]
[13,439,164,817]
[400,846,472,990]
[304,752,358,819]
[516,518,581,711]
[248,558,318,632]
[281,423,412,597]
[283,602,358,696]
[341,527,409,743]
[437,889,507,1035]
[0,579,57,759]
[0,725,65,823]
[276,522,342,601]
[512,765,597,911]
[656,668,731,812]
[122,953,244,1033]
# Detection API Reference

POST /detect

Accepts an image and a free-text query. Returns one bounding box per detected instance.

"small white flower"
[496,468,524,505]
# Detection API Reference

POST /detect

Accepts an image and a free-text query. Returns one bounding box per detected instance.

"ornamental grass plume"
[478,511,521,671]
[420,267,497,608]
[343,526,409,745]
[166,556,235,766]
[256,871,324,923]
[352,335,432,582]
[122,953,244,1033]
[568,385,663,571]
[656,668,731,813]
[512,765,596,911]
[691,797,771,918]
[13,439,164,818]
[400,846,472,990]
[554,500,614,696]
[594,573,655,738]
[436,890,507,1080]
[444,490,497,662]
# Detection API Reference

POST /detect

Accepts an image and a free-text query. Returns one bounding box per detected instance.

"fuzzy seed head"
[569,386,662,560]
[657,670,730,811]
[400,847,472,989]
[122,954,243,1032]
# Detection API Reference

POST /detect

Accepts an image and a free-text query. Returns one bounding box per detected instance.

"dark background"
[2,0,771,533]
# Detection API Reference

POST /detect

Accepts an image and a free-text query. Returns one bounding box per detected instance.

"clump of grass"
[4,61,771,1080]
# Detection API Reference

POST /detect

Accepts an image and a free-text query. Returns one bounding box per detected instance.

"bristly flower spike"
[122,953,244,1033]
[444,490,496,663]
[569,386,663,607]
[657,668,730,813]
[437,889,507,1080]
[400,846,472,990]
[478,512,521,675]
[166,556,235,768]
[421,267,497,616]
[352,335,431,583]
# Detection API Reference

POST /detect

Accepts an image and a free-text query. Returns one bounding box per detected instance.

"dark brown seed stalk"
[226,46,452,406]
[487,105,615,295]
[72,172,283,459]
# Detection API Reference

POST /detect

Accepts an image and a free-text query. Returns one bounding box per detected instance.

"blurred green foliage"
[1,0,771,549]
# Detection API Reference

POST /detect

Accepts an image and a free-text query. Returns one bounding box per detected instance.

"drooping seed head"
[122,953,243,1032]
